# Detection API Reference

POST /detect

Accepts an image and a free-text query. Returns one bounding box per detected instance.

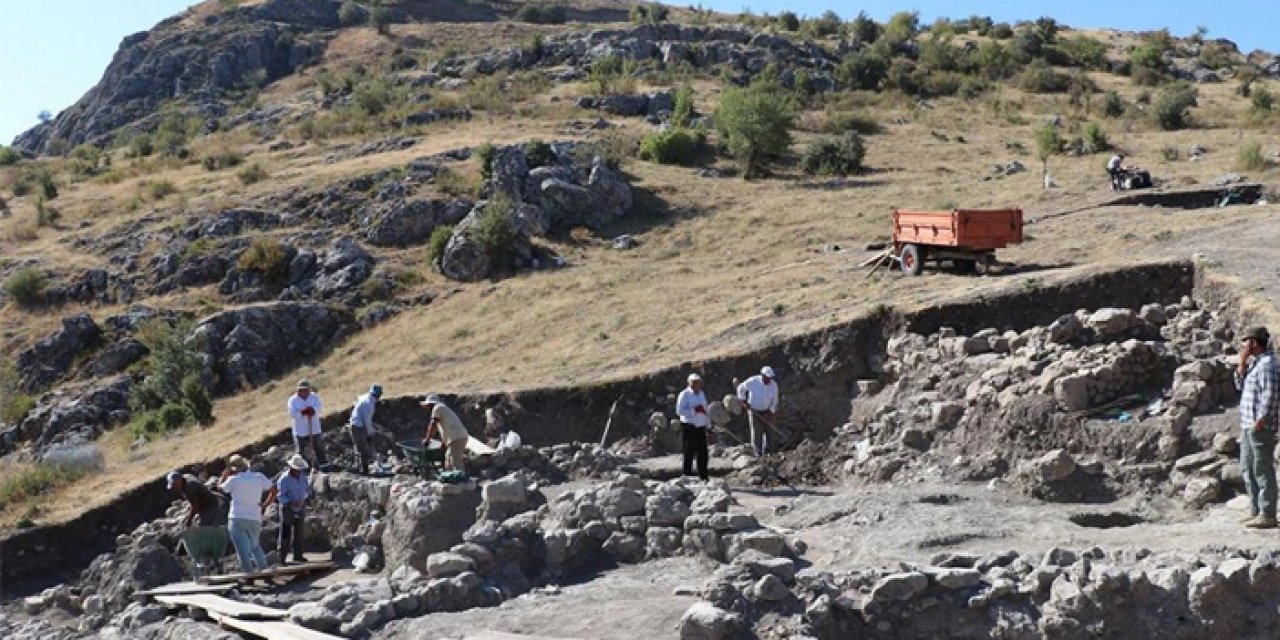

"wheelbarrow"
[397,440,445,479]
[177,525,232,578]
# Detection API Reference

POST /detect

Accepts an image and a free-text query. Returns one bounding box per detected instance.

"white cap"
[687,373,702,384]
[419,394,442,406]
[761,366,775,378]
[287,454,310,470]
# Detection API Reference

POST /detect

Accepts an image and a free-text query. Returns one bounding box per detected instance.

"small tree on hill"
[1033,123,1061,178]
[714,86,796,179]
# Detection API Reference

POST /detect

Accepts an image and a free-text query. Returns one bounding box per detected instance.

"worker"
[1236,326,1280,529]
[737,366,780,456]
[218,454,272,572]
[287,380,326,470]
[676,373,711,482]
[1106,153,1125,191]
[347,384,383,475]
[420,394,470,472]
[166,469,228,528]
[266,454,312,565]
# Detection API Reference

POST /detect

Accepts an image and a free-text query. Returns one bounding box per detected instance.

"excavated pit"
[1106,183,1264,209]
[1069,511,1146,528]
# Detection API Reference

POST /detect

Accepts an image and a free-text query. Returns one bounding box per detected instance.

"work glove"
[694,405,706,414]
[301,407,315,417]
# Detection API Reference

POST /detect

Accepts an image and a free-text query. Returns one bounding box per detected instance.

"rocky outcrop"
[365,198,473,247]
[383,480,483,575]
[15,314,105,392]
[5,376,133,456]
[13,0,338,154]
[191,301,355,395]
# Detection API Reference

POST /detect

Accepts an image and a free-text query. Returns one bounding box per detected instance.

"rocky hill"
[2,1,1280,630]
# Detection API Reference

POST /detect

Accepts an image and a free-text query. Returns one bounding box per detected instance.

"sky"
[1,1,1276,145]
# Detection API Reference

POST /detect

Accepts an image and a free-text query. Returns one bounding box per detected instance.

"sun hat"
[1245,327,1270,343]
[370,384,383,398]
[761,366,776,378]
[297,379,311,390]
[287,454,310,470]
[687,373,702,383]
[227,454,248,472]
[419,394,442,406]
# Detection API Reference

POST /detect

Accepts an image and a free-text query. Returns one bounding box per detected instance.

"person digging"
[737,366,780,456]
[264,453,312,565]
[420,394,470,474]
[166,470,228,529]
[347,384,384,475]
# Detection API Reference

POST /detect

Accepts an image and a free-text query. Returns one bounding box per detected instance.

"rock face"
[365,198,473,247]
[4,376,132,456]
[15,314,104,391]
[13,0,337,154]
[191,302,355,395]
[383,481,482,574]
[79,541,184,615]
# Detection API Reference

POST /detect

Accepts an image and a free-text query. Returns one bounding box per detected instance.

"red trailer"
[892,208,1024,275]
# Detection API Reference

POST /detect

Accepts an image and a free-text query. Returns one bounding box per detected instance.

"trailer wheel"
[900,244,923,276]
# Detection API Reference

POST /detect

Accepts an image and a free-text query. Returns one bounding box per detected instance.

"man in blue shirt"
[270,454,312,564]
[347,384,383,475]
[1235,326,1280,529]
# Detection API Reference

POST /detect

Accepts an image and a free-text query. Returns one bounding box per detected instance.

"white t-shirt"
[221,471,273,521]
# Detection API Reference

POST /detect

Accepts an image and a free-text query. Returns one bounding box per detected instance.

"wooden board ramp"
[198,560,336,585]
[464,633,581,640]
[209,612,344,640]
[154,593,288,620]
[135,581,236,599]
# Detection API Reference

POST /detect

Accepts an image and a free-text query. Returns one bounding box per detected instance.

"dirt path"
[376,557,708,640]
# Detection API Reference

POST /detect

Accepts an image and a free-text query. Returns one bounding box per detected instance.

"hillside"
[2,0,1280,538]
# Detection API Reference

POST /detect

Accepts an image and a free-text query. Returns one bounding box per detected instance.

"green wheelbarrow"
[397,440,445,479]
[177,525,232,578]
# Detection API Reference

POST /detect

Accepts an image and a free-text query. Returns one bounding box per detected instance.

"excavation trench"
[0,260,1201,596]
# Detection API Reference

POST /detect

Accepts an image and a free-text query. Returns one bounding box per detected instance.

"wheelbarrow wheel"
[900,244,923,276]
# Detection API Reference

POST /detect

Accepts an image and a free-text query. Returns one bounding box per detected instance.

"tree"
[777,11,800,32]
[37,110,52,124]
[1033,124,1061,177]
[850,11,880,43]
[714,86,796,178]
[883,11,919,46]
[836,49,889,91]
[1153,84,1198,130]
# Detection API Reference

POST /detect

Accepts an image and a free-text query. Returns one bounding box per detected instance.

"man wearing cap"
[288,380,326,470]
[421,395,470,472]
[218,455,272,572]
[737,366,780,455]
[676,373,711,481]
[166,470,228,528]
[267,454,312,565]
[1235,326,1280,529]
[347,384,383,475]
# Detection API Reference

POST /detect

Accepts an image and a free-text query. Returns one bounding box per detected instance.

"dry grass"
[3,19,1280,529]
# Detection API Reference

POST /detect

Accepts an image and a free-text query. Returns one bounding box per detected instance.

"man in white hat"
[267,454,312,565]
[421,394,470,472]
[287,380,326,469]
[217,455,272,572]
[676,373,711,481]
[737,366,780,455]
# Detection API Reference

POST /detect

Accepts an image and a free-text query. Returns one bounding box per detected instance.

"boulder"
[1183,477,1221,508]
[425,552,475,578]
[383,481,481,574]
[1028,449,1077,483]
[1087,308,1135,337]
[597,94,649,116]
[79,542,184,614]
[311,237,376,298]
[678,602,744,640]
[646,494,692,527]
[365,198,473,247]
[599,487,646,518]
[869,572,929,603]
[748,574,790,602]
[16,314,104,391]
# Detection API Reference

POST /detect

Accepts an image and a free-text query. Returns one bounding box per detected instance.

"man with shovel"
[287,380,326,470]
[737,366,780,456]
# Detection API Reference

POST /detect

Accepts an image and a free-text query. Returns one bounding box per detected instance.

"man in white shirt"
[421,394,470,472]
[737,366,780,455]
[676,373,711,481]
[218,455,272,572]
[1106,153,1125,190]
[287,380,326,469]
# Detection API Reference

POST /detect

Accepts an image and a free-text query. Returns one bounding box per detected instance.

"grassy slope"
[1,14,1279,529]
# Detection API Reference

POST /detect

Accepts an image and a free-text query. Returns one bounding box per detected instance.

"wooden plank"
[210,612,344,640]
[464,633,580,640]
[198,561,336,585]
[155,593,289,620]
[136,582,236,598]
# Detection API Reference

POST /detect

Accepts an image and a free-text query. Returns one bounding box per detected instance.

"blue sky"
[1,1,1276,146]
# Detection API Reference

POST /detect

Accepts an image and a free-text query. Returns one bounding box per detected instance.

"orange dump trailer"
[892,208,1024,275]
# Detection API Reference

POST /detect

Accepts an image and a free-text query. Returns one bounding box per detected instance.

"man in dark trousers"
[266,454,312,564]
[676,373,711,482]
[1236,326,1280,529]
[166,470,228,528]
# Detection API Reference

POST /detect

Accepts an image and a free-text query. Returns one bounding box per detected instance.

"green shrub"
[1033,124,1062,170]
[836,49,889,91]
[1152,84,1198,130]
[1129,44,1167,82]
[352,77,393,115]
[370,5,391,34]
[629,2,668,24]
[201,149,243,171]
[145,179,177,200]
[1,392,34,424]
[128,133,155,158]
[516,5,567,24]
[1019,59,1070,93]
[0,146,20,166]
[850,11,880,43]
[11,166,57,199]
[801,131,866,176]
[972,41,1017,80]
[1011,28,1045,61]
[672,85,695,128]
[1252,85,1274,112]
[882,11,919,46]
[1082,122,1111,153]
[588,54,635,95]
[237,239,291,280]
[1059,35,1109,69]
[182,376,214,425]
[801,10,844,39]
[777,11,800,32]
[237,163,268,185]
[477,143,496,179]
[427,224,454,266]
[1100,91,1125,117]
[1238,141,1267,171]
[473,194,516,264]
[991,22,1013,39]
[824,111,882,135]
[338,0,364,26]
[436,166,483,199]
[1160,146,1180,162]
[2,268,45,307]
[638,128,703,165]
[129,318,209,440]
[523,140,555,168]
[0,463,87,507]
[714,86,796,178]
